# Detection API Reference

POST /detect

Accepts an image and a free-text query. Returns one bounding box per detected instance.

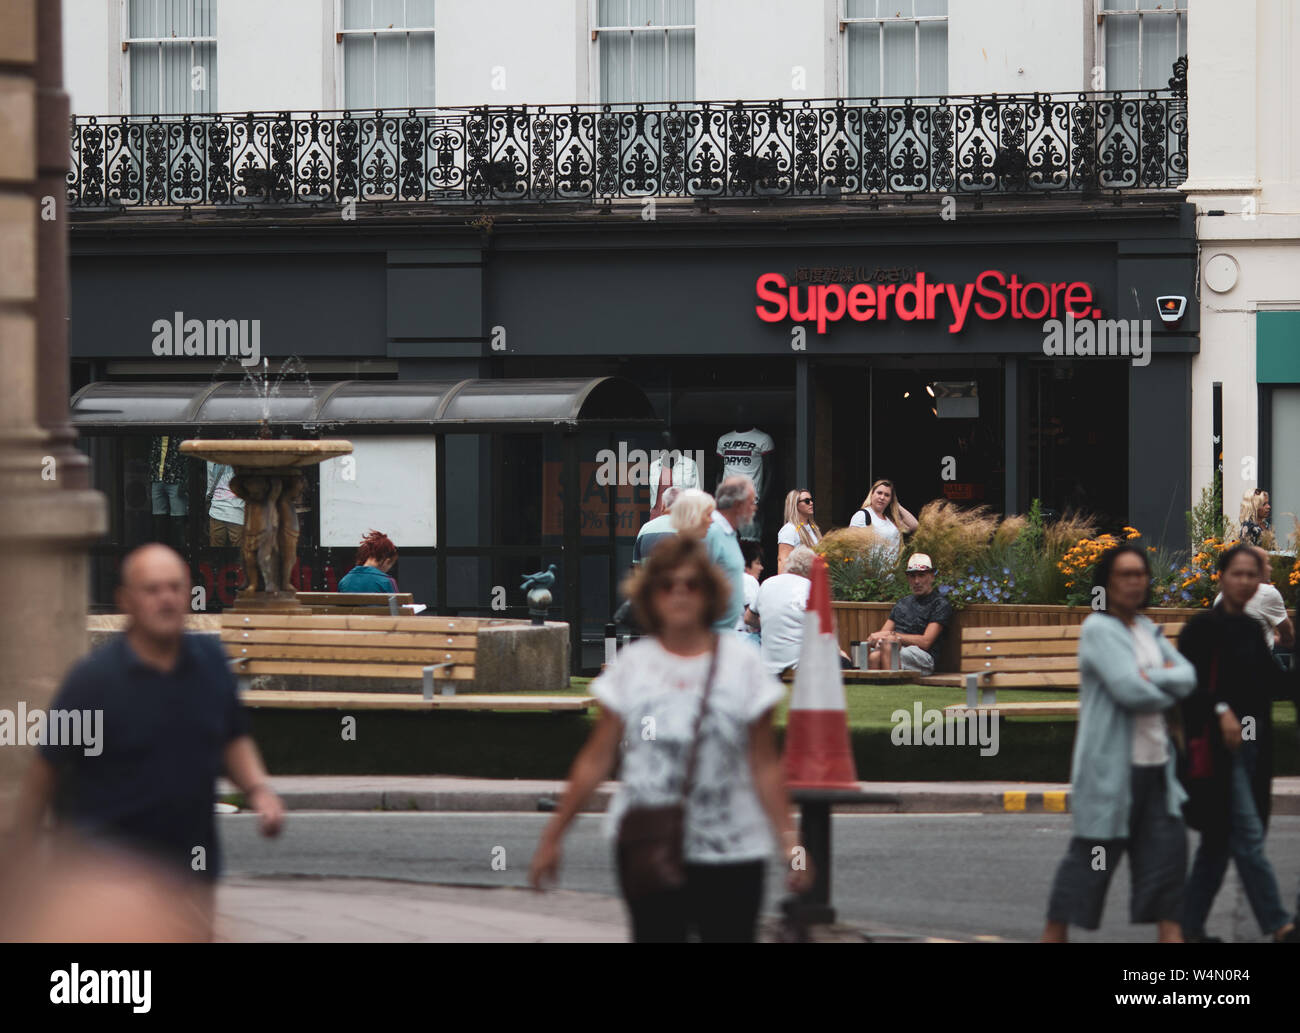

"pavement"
[218,774,1300,816]
[216,877,630,943]
[214,875,971,942]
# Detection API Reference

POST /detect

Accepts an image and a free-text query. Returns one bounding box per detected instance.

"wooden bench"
[779,667,913,685]
[919,621,1186,708]
[221,611,592,713]
[295,591,419,616]
[943,700,1082,718]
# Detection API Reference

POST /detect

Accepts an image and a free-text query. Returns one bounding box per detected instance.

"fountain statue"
[180,436,351,613]
[179,359,350,612]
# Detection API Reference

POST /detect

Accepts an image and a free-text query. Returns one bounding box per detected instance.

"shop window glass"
[1268,387,1300,541]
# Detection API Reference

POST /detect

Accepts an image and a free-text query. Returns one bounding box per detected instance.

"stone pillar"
[0,0,106,816]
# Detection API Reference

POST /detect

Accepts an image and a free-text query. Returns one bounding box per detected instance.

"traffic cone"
[782,554,859,790]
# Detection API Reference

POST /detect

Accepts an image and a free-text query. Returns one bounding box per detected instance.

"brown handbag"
[616,636,719,901]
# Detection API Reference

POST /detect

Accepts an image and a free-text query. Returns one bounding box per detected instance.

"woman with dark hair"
[529,535,807,942]
[1177,544,1298,942]
[1042,544,1198,942]
[338,530,398,592]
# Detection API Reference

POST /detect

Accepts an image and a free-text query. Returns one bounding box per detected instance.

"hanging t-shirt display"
[716,428,774,541]
[647,451,702,515]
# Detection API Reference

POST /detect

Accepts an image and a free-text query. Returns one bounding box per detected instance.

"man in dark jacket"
[1177,544,1298,942]
[12,544,284,939]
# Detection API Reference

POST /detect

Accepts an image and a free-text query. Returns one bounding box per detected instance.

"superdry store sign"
[754,270,1099,335]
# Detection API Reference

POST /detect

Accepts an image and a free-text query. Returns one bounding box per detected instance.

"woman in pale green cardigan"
[1042,544,1198,942]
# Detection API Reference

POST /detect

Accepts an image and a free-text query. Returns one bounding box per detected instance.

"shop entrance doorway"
[819,360,1005,534]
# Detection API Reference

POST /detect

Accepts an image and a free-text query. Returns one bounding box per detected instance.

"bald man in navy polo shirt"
[12,543,283,936]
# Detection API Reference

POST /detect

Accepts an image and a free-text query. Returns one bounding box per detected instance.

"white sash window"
[842,0,948,98]
[125,0,218,115]
[595,0,695,105]
[341,0,437,110]
[1098,1,1188,91]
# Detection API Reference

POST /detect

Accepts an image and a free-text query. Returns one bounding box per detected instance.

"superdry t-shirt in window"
[717,431,774,504]
[716,429,775,503]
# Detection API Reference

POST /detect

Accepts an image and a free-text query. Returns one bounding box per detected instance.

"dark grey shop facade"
[67,201,1199,672]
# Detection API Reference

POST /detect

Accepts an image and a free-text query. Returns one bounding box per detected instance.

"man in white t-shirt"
[1212,546,1294,650]
[747,545,814,675]
[716,428,774,541]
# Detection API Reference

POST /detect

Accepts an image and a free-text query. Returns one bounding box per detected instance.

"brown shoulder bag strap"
[680,634,720,801]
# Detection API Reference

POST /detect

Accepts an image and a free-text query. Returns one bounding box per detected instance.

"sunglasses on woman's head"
[798,496,812,504]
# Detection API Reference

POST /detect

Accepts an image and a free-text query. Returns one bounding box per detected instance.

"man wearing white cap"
[866,552,952,675]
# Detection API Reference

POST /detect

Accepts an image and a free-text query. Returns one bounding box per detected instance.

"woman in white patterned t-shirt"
[529,536,808,942]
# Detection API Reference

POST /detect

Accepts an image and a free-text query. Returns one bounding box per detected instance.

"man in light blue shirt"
[633,486,680,564]
[706,475,756,633]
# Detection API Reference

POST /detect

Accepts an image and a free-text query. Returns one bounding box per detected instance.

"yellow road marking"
[1003,791,1026,811]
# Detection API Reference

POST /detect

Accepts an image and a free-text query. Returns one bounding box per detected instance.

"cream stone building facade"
[1182,1,1300,539]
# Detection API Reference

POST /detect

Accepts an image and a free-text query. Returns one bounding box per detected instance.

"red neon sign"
[754,270,1098,334]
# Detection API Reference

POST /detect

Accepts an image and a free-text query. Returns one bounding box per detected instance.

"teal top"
[1069,612,1198,840]
[338,565,398,594]
[705,517,746,633]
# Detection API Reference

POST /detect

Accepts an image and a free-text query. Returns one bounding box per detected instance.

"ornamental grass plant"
[906,500,1001,577]
[817,526,905,603]
[815,484,1287,612]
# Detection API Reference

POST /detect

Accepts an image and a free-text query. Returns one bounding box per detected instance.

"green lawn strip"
[248,681,1298,781]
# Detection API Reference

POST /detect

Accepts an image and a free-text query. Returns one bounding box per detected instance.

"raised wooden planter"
[831,602,1207,674]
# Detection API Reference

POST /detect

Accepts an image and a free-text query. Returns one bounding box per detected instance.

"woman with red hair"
[338,530,398,593]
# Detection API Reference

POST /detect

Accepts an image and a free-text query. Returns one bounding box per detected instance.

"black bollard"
[797,799,836,924]
[789,786,894,927]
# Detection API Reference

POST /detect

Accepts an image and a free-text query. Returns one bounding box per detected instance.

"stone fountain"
[179,436,352,613]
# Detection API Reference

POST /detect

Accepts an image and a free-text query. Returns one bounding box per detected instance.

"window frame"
[590,0,696,106]
[334,0,437,111]
[1095,0,1188,92]
[121,0,218,115]
[838,0,949,99]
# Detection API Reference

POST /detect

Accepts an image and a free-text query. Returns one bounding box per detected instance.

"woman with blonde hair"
[849,479,918,556]
[1239,489,1272,547]
[669,488,716,541]
[776,489,820,573]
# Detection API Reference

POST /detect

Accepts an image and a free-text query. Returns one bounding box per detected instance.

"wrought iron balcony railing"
[68,58,1186,211]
